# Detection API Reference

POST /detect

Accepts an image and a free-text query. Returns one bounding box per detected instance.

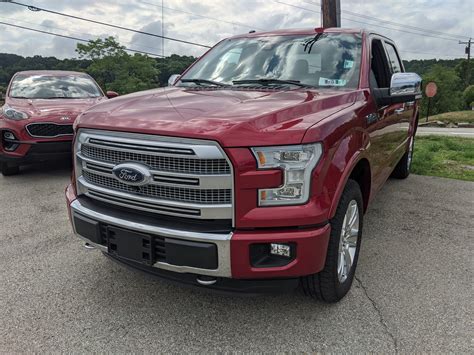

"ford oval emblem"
[112,163,152,186]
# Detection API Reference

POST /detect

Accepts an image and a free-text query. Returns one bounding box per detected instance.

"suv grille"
[27,123,73,138]
[75,130,233,221]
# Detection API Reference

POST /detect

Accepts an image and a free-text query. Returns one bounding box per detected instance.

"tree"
[463,85,474,109]
[455,60,474,87]
[155,54,196,86]
[76,37,160,94]
[421,65,464,116]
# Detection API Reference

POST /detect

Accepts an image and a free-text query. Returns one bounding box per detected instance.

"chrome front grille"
[75,129,233,221]
[81,144,230,175]
[82,170,231,204]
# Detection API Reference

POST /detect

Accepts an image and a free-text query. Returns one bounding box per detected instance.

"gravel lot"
[0,162,472,353]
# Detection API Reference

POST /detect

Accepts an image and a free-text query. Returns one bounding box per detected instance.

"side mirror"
[390,72,422,98]
[168,74,181,87]
[106,91,119,99]
[374,72,422,106]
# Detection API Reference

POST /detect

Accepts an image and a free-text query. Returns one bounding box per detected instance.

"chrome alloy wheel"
[407,136,414,170]
[337,200,359,283]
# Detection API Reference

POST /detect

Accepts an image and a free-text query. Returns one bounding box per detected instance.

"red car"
[0,70,117,175]
[66,28,421,302]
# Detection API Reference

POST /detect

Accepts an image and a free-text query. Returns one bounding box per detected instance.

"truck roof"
[230,27,380,39]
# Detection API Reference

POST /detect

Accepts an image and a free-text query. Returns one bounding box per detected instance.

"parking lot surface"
[0,163,472,353]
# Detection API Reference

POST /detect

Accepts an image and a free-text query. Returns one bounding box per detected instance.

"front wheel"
[1,162,20,176]
[301,179,363,303]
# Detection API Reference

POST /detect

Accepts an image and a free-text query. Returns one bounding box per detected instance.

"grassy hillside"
[427,111,474,124]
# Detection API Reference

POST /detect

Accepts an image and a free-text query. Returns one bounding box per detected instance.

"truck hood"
[6,97,106,123]
[77,87,357,147]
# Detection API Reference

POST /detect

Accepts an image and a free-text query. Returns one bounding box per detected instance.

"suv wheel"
[392,134,415,179]
[1,162,20,176]
[301,179,363,303]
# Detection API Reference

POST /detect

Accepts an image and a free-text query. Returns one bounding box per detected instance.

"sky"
[0,0,472,60]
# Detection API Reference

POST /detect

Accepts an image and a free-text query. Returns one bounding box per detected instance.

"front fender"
[321,129,370,219]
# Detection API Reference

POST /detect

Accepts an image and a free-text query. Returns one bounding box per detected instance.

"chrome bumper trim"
[70,199,233,277]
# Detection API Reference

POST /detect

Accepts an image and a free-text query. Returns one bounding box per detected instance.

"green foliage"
[76,37,126,61]
[462,85,474,108]
[403,58,472,115]
[75,37,161,94]
[155,54,196,86]
[428,111,474,124]
[0,45,195,94]
[455,60,474,86]
[421,65,465,115]
[411,136,474,181]
[403,58,465,76]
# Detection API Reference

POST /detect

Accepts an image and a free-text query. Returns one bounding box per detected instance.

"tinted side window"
[385,43,403,74]
[370,39,391,88]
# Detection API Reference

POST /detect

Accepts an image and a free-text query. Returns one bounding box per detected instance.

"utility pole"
[459,38,471,85]
[321,0,341,28]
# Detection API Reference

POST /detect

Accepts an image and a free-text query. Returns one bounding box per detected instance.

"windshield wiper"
[180,78,230,87]
[233,79,315,88]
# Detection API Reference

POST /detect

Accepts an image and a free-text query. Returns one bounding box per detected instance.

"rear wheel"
[301,179,363,303]
[392,134,415,179]
[1,162,20,176]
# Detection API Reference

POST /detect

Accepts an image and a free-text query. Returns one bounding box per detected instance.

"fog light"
[270,243,291,257]
[3,131,16,140]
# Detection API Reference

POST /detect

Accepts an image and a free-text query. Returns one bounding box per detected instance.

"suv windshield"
[9,74,103,99]
[179,33,362,89]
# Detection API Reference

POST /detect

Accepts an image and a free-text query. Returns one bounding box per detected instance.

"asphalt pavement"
[0,162,472,353]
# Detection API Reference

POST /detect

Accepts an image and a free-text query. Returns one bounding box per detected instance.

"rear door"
[383,41,413,156]
[367,37,404,190]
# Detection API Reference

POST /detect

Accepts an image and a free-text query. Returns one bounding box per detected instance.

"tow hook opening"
[196,275,217,286]
[84,242,95,250]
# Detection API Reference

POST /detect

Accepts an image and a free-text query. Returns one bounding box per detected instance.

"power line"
[0,15,164,54]
[6,1,212,49]
[302,0,470,40]
[0,21,164,57]
[139,0,266,31]
[275,1,463,42]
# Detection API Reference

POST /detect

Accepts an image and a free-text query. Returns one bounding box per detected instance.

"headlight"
[251,143,323,206]
[1,105,29,120]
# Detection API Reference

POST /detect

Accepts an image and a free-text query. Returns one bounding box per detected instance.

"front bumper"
[66,183,330,291]
[0,140,72,165]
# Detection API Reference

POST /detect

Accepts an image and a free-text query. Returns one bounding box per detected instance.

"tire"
[301,179,363,303]
[1,162,20,176]
[391,134,415,179]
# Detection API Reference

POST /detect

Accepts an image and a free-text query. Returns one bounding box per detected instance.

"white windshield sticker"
[319,78,347,86]
[344,60,354,69]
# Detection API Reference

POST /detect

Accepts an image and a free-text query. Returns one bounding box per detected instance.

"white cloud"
[0,0,471,60]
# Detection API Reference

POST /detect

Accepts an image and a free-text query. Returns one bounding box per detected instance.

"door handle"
[394,108,405,115]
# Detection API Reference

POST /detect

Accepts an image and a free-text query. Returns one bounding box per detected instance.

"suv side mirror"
[168,74,181,87]
[374,72,422,106]
[106,91,119,99]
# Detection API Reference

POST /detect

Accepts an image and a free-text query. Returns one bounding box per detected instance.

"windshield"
[179,33,362,89]
[9,74,103,99]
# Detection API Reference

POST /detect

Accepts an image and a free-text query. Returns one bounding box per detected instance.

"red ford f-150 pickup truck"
[0,70,118,175]
[66,28,421,302]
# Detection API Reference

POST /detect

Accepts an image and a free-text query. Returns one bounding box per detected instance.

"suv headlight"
[1,105,29,120]
[251,143,323,206]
